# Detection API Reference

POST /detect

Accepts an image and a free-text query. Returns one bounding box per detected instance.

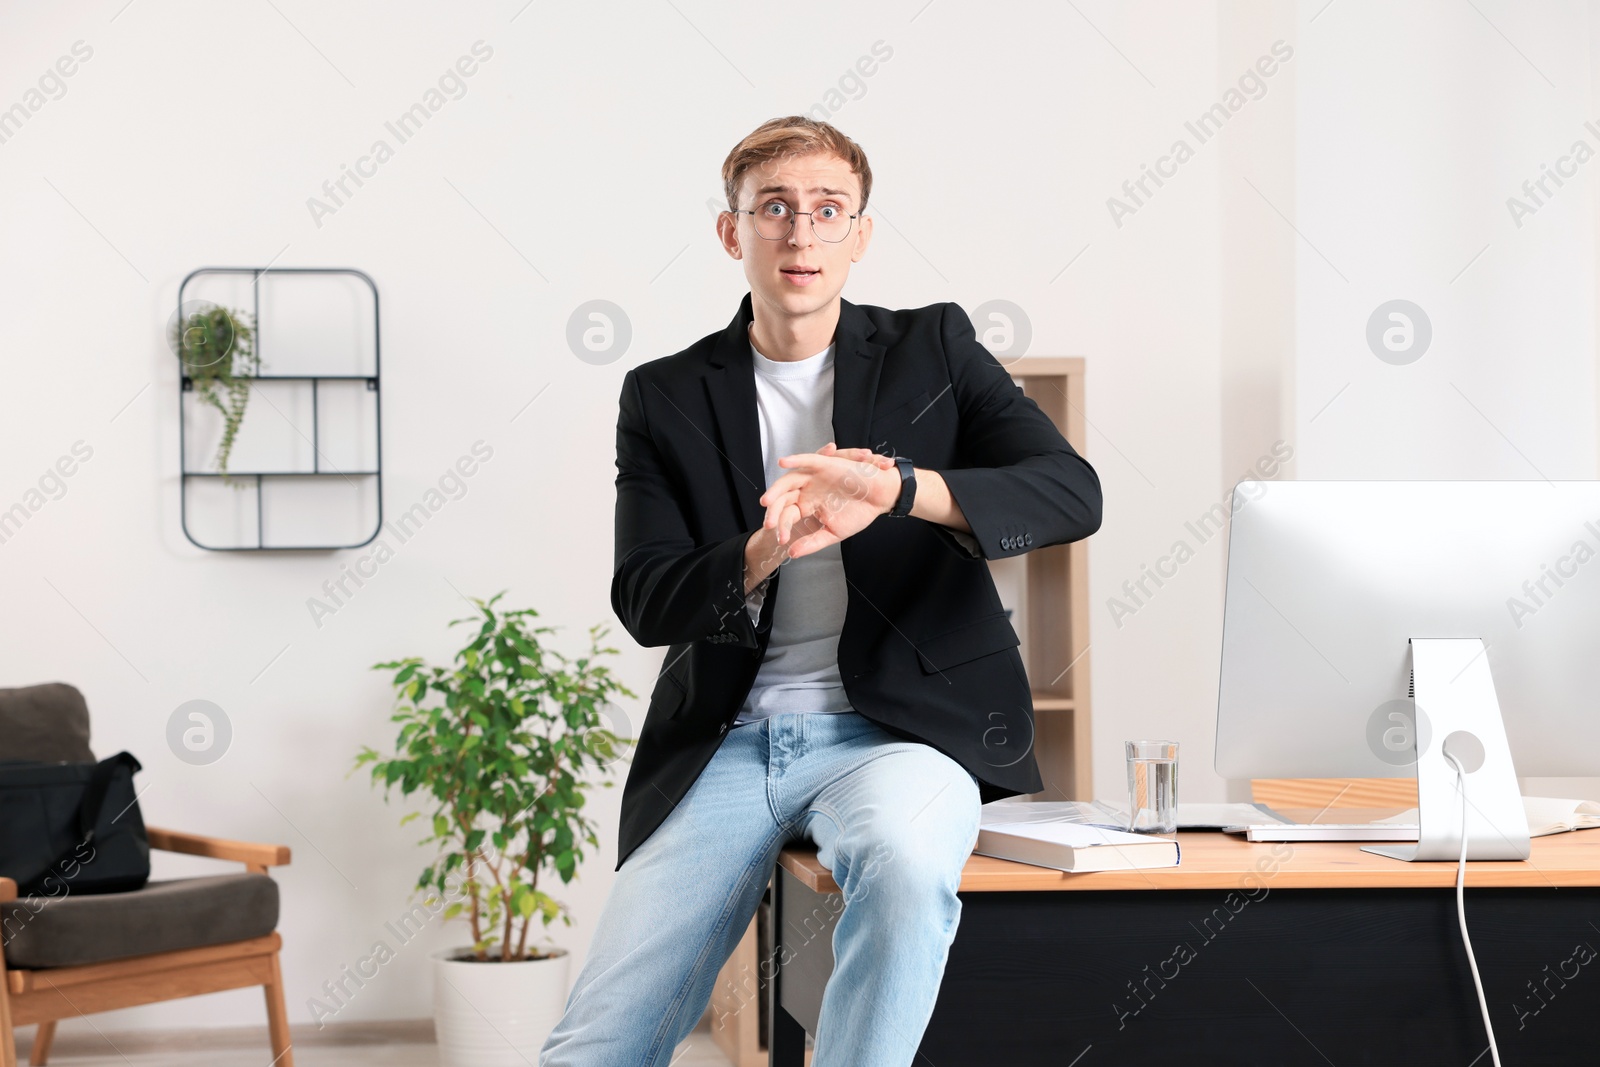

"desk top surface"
[777,826,1600,894]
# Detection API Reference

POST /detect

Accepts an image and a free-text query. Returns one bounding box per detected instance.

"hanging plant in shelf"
[171,304,260,488]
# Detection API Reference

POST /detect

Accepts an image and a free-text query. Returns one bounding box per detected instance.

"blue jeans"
[538,709,983,1066]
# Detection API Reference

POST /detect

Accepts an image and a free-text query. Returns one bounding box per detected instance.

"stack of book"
[974,800,1180,872]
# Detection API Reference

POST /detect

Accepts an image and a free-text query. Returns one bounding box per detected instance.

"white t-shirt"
[732,334,855,725]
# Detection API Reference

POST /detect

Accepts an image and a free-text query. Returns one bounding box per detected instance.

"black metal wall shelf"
[177,266,383,552]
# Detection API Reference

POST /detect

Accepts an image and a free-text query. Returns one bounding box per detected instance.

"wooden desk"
[769,831,1600,1066]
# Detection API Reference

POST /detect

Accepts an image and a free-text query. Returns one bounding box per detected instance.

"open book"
[981,796,1600,848]
[1364,796,1600,838]
[975,801,1180,872]
[1522,796,1600,836]
[1223,795,1600,842]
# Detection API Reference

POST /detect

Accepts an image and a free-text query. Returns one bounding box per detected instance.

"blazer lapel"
[830,296,888,456]
[703,292,888,534]
[703,293,766,533]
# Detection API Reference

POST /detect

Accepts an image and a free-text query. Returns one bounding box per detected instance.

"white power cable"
[1444,749,1501,1067]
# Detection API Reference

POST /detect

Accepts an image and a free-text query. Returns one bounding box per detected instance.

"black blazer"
[609,293,1103,870]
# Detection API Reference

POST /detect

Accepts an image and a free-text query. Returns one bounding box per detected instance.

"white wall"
[0,0,1595,1032]
[1290,0,1599,798]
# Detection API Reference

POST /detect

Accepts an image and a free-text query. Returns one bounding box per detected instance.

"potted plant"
[169,302,260,486]
[356,591,636,1066]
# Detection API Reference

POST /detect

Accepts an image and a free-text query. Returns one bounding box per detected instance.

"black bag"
[0,751,150,896]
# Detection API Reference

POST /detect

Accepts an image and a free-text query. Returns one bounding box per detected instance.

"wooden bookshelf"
[707,356,1094,1065]
[1011,356,1093,803]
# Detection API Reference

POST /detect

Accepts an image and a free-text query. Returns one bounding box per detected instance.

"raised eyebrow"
[753,184,855,205]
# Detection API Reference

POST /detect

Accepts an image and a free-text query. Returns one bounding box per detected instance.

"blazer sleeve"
[928,301,1104,560]
[611,369,769,649]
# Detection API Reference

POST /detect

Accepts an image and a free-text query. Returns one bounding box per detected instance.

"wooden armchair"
[0,683,294,1067]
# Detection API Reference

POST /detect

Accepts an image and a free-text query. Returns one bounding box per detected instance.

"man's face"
[718,150,872,321]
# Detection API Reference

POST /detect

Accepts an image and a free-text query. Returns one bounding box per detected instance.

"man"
[540,116,1102,1066]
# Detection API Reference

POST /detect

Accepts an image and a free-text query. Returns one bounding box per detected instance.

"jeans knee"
[841,835,965,913]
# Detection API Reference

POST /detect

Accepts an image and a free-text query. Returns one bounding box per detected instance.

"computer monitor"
[1214,480,1600,861]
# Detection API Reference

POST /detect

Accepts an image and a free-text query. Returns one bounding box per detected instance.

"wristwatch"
[887,456,917,518]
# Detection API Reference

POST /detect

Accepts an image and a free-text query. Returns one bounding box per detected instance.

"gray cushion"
[0,683,94,763]
[0,874,279,969]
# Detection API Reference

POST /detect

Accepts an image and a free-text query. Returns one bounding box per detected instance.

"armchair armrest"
[0,876,15,903]
[145,827,291,874]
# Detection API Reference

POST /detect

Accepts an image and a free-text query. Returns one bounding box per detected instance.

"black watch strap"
[888,456,917,518]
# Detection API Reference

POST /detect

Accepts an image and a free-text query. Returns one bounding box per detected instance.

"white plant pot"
[432,945,570,1067]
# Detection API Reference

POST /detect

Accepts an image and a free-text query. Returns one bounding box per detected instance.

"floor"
[12,1017,738,1065]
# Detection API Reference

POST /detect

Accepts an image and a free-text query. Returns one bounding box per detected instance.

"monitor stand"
[1362,638,1530,863]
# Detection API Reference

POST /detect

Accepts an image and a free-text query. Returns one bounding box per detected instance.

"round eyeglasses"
[731,199,859,243]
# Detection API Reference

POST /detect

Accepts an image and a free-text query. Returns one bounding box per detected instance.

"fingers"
[820,442,893,468]
[762,457,884,529]
[760,445,891,535]
[776,501,804,546]
[777,452,828,468]
[780,450,885,468]
[762,471,805,505]
[763,486,802,533]
[778,505,827,552]
[774,448,891,482]
[785,522,835,559]
[761,470,818,525]
[840,449,895,468]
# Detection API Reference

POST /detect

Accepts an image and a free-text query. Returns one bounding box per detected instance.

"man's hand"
[758,442,899,560]
[746,441,973,588]
[742,444,896,591]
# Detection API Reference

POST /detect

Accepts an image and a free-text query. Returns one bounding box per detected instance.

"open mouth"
[781,266,821,285]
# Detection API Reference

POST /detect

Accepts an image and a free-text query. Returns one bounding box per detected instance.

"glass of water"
[1126,740,1178,834]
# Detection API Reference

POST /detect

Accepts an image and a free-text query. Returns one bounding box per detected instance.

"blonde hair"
[721,115,872,215]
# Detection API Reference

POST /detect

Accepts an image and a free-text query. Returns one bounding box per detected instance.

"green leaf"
[356,595,637,950]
